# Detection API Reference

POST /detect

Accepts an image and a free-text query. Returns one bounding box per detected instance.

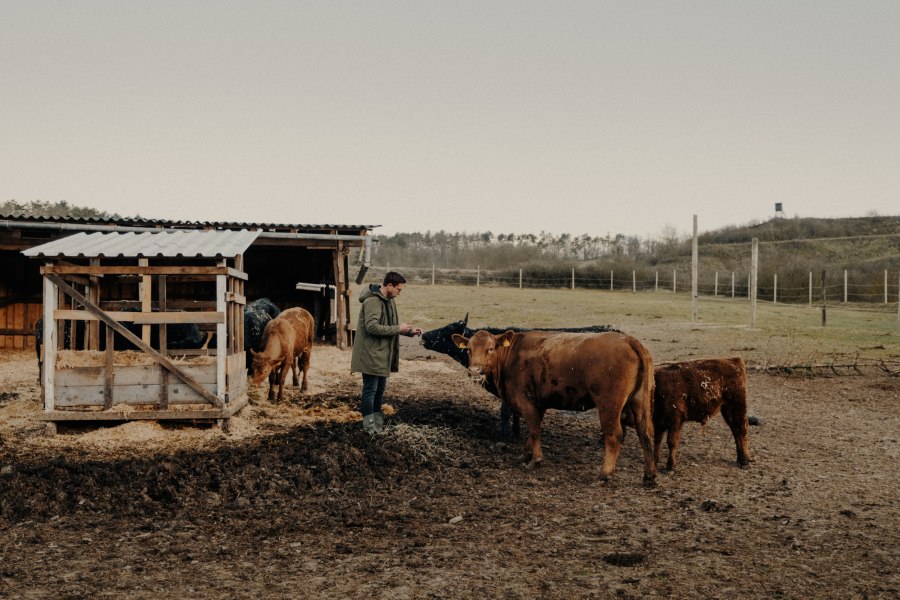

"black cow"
[421,314,621,438]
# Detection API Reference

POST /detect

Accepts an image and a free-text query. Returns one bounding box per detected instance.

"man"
[350,272,422,434]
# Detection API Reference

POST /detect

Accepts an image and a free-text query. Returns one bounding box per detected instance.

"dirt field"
[1,335,898,599]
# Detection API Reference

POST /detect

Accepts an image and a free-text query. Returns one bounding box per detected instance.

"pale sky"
[2,1,898,238]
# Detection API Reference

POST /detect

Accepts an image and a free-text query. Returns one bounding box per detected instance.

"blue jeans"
[360,374,387,416]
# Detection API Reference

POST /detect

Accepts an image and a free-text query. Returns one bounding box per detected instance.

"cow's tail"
[626,336,657,484]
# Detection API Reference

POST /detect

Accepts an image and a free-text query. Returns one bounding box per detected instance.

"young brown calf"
[652,357,751,471]
[250,307,315,402]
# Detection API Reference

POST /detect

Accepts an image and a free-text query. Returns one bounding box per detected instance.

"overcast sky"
[2,1,898,238]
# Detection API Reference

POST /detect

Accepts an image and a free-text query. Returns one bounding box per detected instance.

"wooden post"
[731,271,735,299]
[809,271,813,307]
[714,272,718,297]
[655,271,658,292]
[774,274,778,303]
[88,258,100,350]
[159,274,168,409]
[673,270,676,294]
[885,270,889,304]
[333,246,347,349]
[691,214,698,322]
[632,271,636,294]
[844,269,848,303]
[610,270,613,291]
[139,258,152,347]
[42,273,57,411]
[477,266,480,287]
[571,268,575,290]
[519,269,523,289]
[432,264,435,285]
[104,325,114,409]
[750,238,758,328]
[821,270,827,327]
[216,261,227,402]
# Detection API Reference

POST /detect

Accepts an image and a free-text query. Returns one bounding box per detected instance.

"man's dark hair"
[383,271,407,286]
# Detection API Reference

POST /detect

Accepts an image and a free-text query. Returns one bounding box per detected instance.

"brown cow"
[652,357,751,471]
[250,307,315,402]
[452,330,657,484]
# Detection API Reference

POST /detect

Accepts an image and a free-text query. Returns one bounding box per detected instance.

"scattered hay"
[386,422,456,465]
[55,350,216,368]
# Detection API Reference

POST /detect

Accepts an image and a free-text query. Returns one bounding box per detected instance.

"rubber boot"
[362,413,377,435]
[373,411,385,433]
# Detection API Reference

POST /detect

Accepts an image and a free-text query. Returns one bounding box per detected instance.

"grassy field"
[351,282,900,369]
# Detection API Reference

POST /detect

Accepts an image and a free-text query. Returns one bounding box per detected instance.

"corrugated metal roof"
[0,212,379,232]
[22,229,261,259]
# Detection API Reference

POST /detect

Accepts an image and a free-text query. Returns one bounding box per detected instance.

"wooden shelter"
[2,215,376,351]
[24,229,260,429]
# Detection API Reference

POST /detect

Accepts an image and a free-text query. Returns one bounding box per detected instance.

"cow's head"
[249,349,278,385]
[421,313,472,365]
[451,329,515,385]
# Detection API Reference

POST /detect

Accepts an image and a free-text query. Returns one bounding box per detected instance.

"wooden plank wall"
[0,302,40,350]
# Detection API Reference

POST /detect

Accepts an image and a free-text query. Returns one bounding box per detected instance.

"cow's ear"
[499,330,515,347]
[451,333,468,349]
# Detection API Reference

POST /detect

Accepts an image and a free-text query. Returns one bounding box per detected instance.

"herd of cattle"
[32,303,752,485]
[423,315,752,485]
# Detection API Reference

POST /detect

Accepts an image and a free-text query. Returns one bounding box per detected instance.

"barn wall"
[0,250,42,349]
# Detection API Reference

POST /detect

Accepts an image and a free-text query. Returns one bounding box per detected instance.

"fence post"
[885,270,889,304]
[750,238,758,328]
[843,269,848,303]
[432,264,435,285]
[774,274,778,303]
[673,269,676,294]
[809,271,813,307]
[821,271,827,326]
[477,266,480,287]
[571,268,575,290]
[519,269,523,289]
[632,271,636,294]
[691,214,698,322]
[731,272,735,298]
[655,271,658,292]
[714,272,718,297]
[897,272,899,329]
[610,270,613,291]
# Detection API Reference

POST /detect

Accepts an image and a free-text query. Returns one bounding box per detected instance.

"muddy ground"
[0,337,898,599]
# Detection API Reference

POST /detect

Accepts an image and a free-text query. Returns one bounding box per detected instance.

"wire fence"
[368,264,900,314]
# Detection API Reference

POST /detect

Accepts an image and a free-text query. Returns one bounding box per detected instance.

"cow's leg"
[291,352,300,387]
[499,400,519,440]
[518,404,544,468]
[721,403,752,467]
[653,423,666,466]
[597,408,624,481]
[666,418,683,471]
[277,358,291,402]
[298,349,310,393]
[266,369,277,402]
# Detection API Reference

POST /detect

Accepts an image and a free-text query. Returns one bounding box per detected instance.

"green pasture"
[351,283,900,369]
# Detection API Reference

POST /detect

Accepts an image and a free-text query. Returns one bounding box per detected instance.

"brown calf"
[652,357,751,471]
[250,307,315,402]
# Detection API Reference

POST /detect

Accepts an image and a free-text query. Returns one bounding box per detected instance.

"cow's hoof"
[739,461,751,470]
[642,477,658,488]
[523,460,542,470]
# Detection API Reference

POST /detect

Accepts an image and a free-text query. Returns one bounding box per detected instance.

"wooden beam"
[45,275,223,408]
[53,309,225,324]
[42,265,233,276]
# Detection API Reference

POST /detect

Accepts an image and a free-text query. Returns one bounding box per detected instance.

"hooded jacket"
[350,284,405,376]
